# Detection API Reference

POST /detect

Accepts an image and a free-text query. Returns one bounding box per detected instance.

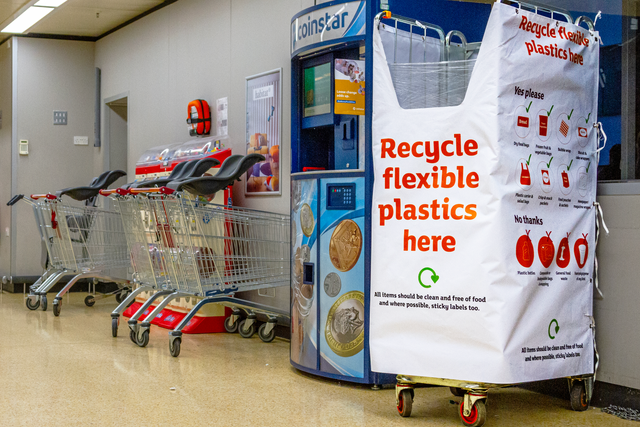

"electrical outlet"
[53,111,67,125]
[74,136,89,146]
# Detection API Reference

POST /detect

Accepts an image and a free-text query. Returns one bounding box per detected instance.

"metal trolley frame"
[104,187,290,356]
[10,193,131,315]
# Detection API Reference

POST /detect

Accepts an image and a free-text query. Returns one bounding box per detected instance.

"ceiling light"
[34,0,67,6]
[1,6,54,34]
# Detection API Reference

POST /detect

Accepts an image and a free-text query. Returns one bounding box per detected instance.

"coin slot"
[303,262,315,285]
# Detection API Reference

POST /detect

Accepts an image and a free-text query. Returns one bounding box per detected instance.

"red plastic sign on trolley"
[370,3,599,384]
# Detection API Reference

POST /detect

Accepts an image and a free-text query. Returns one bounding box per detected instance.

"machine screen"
[327,184,355,210]
[304,63,331,117]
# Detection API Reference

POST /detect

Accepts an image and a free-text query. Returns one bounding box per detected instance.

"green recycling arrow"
[548,319,560,340]
[418,267,440,288]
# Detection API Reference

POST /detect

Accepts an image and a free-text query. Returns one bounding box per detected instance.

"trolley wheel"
[136,330,150,348]
[450,387,465,397]
[397,389,413,417]
[53,300,61,317]
[258,323,276,343]
[459,399,486,427]
[170,338,181,357]
[84,295,96,307]
[238,319,255,338]
[41,295,48,311]
[26,297,40,311]
[115,291,124,304]
[570,381,589,412]
[224,316,238,333]
[112,318,119,338]
[129,329,137,344]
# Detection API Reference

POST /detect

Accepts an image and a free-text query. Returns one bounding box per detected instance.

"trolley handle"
[128,187,175,195]
[99,188,132,196]
[30,193,57,201]
[7,194,24,206]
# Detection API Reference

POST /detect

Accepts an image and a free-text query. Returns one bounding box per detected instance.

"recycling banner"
[370,3,599,383]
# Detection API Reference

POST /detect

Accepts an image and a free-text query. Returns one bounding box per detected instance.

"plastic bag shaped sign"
[370,3,599,384]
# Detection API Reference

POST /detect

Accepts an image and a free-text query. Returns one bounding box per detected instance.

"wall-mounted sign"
[291,1,365,56]
[334,59,365,115]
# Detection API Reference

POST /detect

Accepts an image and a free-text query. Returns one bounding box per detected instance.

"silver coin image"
[300,244,311,263]
[324,272,341,297]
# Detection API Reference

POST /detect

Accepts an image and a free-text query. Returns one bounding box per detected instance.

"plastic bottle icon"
[520,163,531,186]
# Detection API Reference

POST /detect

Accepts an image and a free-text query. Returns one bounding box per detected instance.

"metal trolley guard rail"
[102,185,290,356]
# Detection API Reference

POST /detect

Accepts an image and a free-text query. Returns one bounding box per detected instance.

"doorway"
[104,93,128,188]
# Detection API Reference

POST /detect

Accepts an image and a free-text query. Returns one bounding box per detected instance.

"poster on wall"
[245,69,281,195]
[334,59,365,115]
[370,3,599,384]
[216,97,228,136]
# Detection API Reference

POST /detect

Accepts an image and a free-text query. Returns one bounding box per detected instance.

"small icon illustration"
[561,170,570,188]
[574,234,589,269]
[520,163,531,185]
[548,319,560,339]
[578,127,587,138]
[556,232,571,268]
[539,115,548,136]
[538,231,555,268]
[418,267,439,288]
[559,120,569,137]
[518,116,530,128]
[541,169,551,186]
[516,230,535,268]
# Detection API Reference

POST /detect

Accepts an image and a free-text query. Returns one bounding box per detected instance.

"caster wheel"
[53,300,61,317]
[84,295,96,307]
[258,323,276,343]
[238,319,255,338]
[397,389,413,417]
[26,297,40,311]
[115,292,124,304]
[459,399,486,427]
[112,318,119,338]
[224,316,238,333]
[136,330,150,347]
[450,387,465,397]
[41,295,48,311]
[570,381,589,412]
[129,329,137,344]
[170,338,181,357]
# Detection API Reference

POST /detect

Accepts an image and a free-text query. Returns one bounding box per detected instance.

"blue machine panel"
[319,176,365,378]
[291,179,319,370]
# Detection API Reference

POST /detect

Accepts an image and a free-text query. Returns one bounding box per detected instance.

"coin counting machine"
[289,0,488,384]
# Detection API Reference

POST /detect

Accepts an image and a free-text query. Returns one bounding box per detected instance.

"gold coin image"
[325,291,365,357]
[300,203,315,237]
[329,219,362,272]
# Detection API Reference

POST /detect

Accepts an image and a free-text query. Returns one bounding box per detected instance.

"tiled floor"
[0,291,634,426]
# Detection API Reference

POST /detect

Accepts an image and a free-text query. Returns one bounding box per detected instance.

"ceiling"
[0,0,175,46]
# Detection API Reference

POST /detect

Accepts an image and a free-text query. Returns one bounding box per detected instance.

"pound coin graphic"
[325,291,365,357]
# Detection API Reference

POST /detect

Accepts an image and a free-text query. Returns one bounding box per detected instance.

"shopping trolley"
[103,154,290,356]
[100,157,222,339]
[7,170,132,315]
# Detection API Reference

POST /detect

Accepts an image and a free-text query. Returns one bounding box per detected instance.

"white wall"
[95,0,314,310]
[594,194,640,389]
[11,37,96,276]
[0,41,12,277]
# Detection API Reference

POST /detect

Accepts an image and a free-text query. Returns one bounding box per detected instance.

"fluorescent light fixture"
[34,0,67,6]
[1,6,54,34]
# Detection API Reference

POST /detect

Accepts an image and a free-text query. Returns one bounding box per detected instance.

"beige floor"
[0,291,634,427]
